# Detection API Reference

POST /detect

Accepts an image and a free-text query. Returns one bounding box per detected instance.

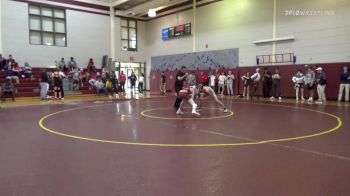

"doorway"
[114,62,146,92]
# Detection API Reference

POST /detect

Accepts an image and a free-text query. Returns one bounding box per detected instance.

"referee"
[174,66,188,109]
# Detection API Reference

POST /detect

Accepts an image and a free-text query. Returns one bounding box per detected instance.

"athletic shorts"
[179,91,191,100]
[305,83,314,90]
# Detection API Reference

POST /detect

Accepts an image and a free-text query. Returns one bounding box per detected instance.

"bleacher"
[0,68,99,98]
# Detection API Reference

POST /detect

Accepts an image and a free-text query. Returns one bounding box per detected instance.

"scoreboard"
[162,23,191,41]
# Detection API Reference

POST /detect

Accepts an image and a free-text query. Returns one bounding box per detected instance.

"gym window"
[28,5,67,47]
[121,18,137,51]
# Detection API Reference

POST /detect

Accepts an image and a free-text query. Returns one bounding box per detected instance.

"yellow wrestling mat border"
[38,102,343,147]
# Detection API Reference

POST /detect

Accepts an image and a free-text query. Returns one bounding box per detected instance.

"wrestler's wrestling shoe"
[176,109,184,115]
[223,108,228,113]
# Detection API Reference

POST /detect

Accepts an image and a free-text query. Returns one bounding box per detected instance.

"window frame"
[28,5,67,47]
[120,18,137,52]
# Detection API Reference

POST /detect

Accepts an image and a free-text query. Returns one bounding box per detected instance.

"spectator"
[186,71,197,87]
[87,58,96,73]
[72,68,80,91]
[88,72,97,89]
[199,71,209,86]
[139,73,145,94]
[241,72,251,99]
[304,65,316,103]
[209,72,216,90]
[51,69,66,100]
[110,72,119,97]
[6,55,15,70]
[214,69,220,93]
[338,65,350,102]
[292,69,305,101]
[218,72,226,96]
[262,67,272,98]
[119,71,126,93]
[160,71,166,95]
[129,71,137,92]
[105,78,114,98]
[94,76,107,96]
[270,68,282,102]
[40,69,49,100]
[0,54,6,70]
[226,70,235,96]
[22,62,33,78]
[12,62,22,78]
[1,77,16,101]
[5,68,19,84]
[102,67,108,81]
[174,66,188,109]
[58,58,67,72]
[250,68,261,99]
[68,57,77,70]
[315,67,327,104]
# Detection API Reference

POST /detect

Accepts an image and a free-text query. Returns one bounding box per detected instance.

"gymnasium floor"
[1,94,350,196]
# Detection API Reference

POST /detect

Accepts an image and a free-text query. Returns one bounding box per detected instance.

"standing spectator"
[87,58,96,73]
[218,72,226,96]
[250,68,261,99]
[40,69,49,100]
[6,55,15,70]
[174,66,188,109]
[23,62,33,78]
[105,78,114,98]
[338,66,350,102]
[119,71,126,93]
[186,71,197,87]
[110,72,119,98]
[160,71,166,95]
[68,57,77,70]
[199,71,209,86]
[304,65,316,103]
[226,70,235,96]
[241,72,251,99]
[0,54,6,70]
[292,69,305,101]
[262,67,272,98]
[51,69,65,100]
[209,72,216,90]
[315,67,327,104]
[270,68,282,102]
[138,73,145,94]
[72,68,80,91]
[214,69,220,93]
[1,77,16,101]
[129,71,137,92]
[58,58,67,72]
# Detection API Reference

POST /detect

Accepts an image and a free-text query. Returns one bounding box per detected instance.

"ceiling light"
[148,9,156,17]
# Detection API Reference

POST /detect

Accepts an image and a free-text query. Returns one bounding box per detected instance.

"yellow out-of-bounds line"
[38,102,343,147]
[140,107,234,120]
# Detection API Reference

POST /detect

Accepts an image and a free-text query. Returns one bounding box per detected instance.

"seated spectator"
[87,58,96,73]
[105,78,114,98]
[6,55,15,70]
[12,62,23,77]
[94,76,107,96]
[68,57,77,71]
[88,72,97,89]
[1,77,15,101]
[22,62,33,78]
[5,69,19,84]
[0,54,6,71]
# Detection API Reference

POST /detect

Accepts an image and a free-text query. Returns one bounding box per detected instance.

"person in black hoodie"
[338,65,350,102]
[174,66,188,109]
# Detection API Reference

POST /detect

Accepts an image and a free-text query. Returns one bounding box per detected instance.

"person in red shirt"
[119,71,126,93]
[199,72,209,86]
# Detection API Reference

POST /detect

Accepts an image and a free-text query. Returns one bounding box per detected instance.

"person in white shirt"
[138,73,145,93]
[226,70,235,96]
[218,72,226,96]
[209,72,216,90]
[292,69,305,101]
[250,68,261,99]
[94,77,107,96]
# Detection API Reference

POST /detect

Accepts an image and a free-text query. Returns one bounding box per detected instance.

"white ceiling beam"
[112,0,130,7]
